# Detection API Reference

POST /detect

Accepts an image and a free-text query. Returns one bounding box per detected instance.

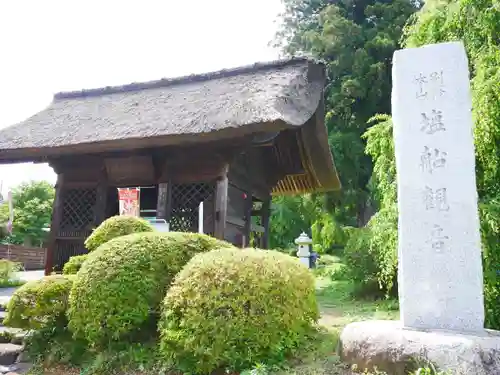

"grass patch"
[268,328,351,375]
[314,255,398,331]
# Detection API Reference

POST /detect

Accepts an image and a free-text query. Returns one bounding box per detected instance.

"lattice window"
[60,188,97,235]
[170,183,214,233]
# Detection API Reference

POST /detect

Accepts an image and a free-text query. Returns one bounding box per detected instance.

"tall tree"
[401,0,500,330]
[274,0,420,228]
[9,181,54,246]
[355,0,500,328]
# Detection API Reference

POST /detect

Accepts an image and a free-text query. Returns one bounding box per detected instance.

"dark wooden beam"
[156,183,172,220]
[260,197,271,249]
[45,173,65,276]
[94,166,108,226]
[242,192,252,248]
[214,165,229,240]
[228,168,269,201]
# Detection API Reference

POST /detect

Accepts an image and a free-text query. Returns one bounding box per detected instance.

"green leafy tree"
[269,195,318,250]
[402,0,500,330]
[275,0,420,227]
[354,0,500,327]
[0,203,9,241]
[343,115,399,297]
[9,181,54,246]
[270,0,420,248]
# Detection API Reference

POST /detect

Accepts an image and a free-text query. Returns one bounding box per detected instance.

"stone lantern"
[294,232,312,268]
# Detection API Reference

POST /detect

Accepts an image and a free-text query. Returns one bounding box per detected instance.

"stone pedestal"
[340,320,500,375]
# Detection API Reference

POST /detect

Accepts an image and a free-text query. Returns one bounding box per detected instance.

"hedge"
[159,248,319,374]
[84,215,154,252]
[4,274,75,330]
[68,232,233,346]
[62,254,89,275]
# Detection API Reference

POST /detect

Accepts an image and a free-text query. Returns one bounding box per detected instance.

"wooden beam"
[242,193,252,248]
[260,197,271,249]
[45,173,65,276]
[94,166,108,226]
[226,216,264,233]
[214,166,229,240]
[156,183,169,220]
[228,168,269,201]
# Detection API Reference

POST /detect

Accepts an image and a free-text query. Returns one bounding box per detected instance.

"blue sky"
[0,0,283,195]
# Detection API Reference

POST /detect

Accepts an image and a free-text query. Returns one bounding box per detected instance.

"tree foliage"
[270,0,420,248]
[7,181,54,246]
[401,0,500,330]
[352,0,500,327]
[343,115,398,297]
[0,204,9,241]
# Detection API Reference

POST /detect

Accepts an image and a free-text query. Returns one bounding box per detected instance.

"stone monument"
[340,41,500,374]
[394,40,484,332]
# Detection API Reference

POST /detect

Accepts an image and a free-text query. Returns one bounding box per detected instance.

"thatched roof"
[0,57,340,192]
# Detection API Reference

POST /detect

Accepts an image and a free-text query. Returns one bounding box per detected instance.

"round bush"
[159,248,319,374]
[84,215,154,252]
[5,274,75,330]
[63,254,88,275]
[68,232,233,345]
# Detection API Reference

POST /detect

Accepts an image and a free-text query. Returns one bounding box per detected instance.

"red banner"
[118,188,140,217]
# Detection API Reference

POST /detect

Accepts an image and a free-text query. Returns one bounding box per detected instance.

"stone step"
[0,328,27,346]
[0,344,22,366]
[0,362,32,374]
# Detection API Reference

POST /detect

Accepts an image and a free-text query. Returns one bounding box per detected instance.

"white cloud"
[0,0,283,194]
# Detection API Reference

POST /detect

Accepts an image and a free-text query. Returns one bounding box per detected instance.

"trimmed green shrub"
[63,254,88,275]
[159,248,319,374]
[68,232,233,346]
[0,259,23,287]
[4,274,75,330]
[84,215,154,252]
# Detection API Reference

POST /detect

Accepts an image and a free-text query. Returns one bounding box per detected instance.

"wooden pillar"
[156,182,171,220]
[242,192,252,248]
[214,166,229,240]
[45,173,64,276]
[94,166,108,226]
[260,197,271,249]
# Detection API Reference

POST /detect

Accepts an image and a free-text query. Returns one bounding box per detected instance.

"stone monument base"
[340,320,500,375]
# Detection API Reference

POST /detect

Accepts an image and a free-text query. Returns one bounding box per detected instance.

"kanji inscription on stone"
[414,70,446,99]
[420,146,447,174]
[392,41,484,332]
